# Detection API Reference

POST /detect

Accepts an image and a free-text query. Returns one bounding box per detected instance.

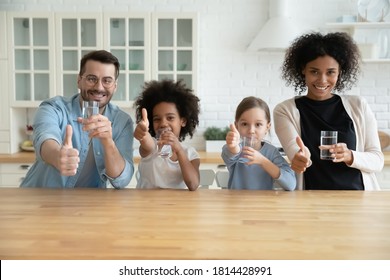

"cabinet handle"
[20,165,30,170]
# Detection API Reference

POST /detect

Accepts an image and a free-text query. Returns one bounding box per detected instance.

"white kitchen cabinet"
[55,13,103,99]
[0,163,31,187]
[152,13,198,91]
[0,12,10,153]
[103,13,151,107]
[6,11,197,108]
[7,12,56,107]
[0,11,7,59]
[0,60,10,150]
[55,13,152,104]
[325,22,390,63]
[5,11,197,153]
[0,60,9,130]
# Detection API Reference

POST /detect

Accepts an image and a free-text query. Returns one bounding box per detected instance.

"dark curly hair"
[281,32,361,95]
[134,79,200,141]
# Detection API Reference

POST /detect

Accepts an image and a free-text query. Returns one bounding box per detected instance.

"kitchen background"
[0,0,389,154]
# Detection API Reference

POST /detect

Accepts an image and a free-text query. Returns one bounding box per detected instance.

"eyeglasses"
[82,75,116,88]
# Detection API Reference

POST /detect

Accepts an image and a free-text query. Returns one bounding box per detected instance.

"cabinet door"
[0,12,9,136]
[152,13,197,92]
[0,163,31,187]
[104,13,150,106]
[0,60,9,133]
[55,13,103,98]
[0,11,6,59]
[7,12,56,107]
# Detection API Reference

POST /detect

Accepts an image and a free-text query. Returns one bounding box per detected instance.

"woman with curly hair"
[133,79,200,190]
[274,32,383,190]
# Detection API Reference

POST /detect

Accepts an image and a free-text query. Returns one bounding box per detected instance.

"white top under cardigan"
[273,94,384,190]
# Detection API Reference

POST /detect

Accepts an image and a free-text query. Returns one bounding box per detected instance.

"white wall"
[1,0,389,152]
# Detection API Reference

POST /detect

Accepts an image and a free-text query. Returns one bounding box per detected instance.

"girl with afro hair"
[133,79,201,190]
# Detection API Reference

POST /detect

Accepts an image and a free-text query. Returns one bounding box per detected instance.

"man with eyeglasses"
[20,50,134,188]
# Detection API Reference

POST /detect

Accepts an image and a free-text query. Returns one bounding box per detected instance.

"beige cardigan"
[273,94,384,190]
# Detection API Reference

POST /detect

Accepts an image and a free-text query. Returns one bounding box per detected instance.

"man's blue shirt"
[20,94,134,188]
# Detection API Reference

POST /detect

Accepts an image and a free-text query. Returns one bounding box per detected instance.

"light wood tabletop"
[0,188,389,260]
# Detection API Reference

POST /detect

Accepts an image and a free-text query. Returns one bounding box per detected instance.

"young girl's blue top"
[221,142,296,190]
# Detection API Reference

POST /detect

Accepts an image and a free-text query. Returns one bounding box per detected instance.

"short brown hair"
[235,96,271,124]
[79,50,120,79]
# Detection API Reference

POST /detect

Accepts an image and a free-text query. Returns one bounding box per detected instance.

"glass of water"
[82,100,99,119]
[238,136,260,163]
[155,128,172,159]
[320,131,338,160]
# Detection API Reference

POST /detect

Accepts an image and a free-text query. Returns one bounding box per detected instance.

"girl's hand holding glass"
[156,128,173,158]
[239,136,261,163]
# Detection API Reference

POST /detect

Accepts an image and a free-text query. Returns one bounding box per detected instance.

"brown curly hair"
[134,79,200,141]
[281,32,361,95]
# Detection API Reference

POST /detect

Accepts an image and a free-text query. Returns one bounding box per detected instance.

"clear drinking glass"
[320,131,338,160]
[156,128,172,158]
[238,136,260,163]
[82,100,99,119]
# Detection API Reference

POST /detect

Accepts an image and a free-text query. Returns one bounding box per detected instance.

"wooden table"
[1,188,389,260]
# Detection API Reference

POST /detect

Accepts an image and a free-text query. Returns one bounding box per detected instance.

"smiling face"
[302,55,340,101]
[77,60,117,111]
[235,107,270,142]
[152,102,186,138]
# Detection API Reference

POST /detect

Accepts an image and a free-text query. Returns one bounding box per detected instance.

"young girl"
[222,96,296,190]
[133,79,200,191]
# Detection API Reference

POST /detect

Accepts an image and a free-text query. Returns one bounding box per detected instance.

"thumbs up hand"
[134,108,150,142]
[226,123,241,154]
[58,125,80,176]
[290,136,311,174]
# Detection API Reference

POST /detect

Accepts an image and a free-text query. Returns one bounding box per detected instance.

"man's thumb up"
[63,124,73,148]
[59,124,79,176]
